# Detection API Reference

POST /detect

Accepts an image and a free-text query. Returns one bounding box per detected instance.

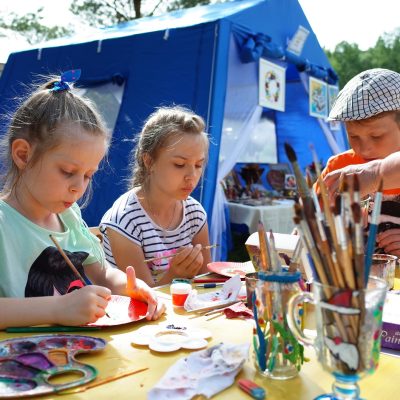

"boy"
[321,68,400,257]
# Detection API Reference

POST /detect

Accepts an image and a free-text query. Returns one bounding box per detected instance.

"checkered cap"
[329,68,400,121]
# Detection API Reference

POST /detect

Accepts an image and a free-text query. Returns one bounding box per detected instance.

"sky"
[0,0,399,61]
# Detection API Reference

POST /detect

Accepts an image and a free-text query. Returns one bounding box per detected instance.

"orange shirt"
[319,149,400,195]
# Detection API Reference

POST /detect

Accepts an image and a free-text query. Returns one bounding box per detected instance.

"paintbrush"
[318,176,340,254]
[268,230,281,272]
[340,175,353,227]
[49,234,92,285]
[302,199,338,287]
[364,179,383,286]
[309,143,322,177]
[60,367,149,394]
[49,234,111,318]
[332,197,356,289]
[144,244,219,263]
[288,238,303,272]
[353,174,361,204]
[284,142,310,200]
[258,221,271,271]
[351,202,365,289]
[293,210,327,285]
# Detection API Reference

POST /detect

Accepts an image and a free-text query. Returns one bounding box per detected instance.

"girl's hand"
[55,285,111,326]
[169,244,203,278]
[377,229,400,257]
[126,266,166,320]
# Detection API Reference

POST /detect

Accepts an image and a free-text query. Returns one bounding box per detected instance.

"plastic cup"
[170,279,192,307]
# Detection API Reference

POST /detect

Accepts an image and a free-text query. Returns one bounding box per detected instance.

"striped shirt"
[100,190,207,283]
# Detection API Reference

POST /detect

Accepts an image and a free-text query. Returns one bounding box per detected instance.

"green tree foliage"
[68,0,214,27]
[69,0,144,26]
[167,0,211,12]
[326,28,400,88]
[0,8,72,45]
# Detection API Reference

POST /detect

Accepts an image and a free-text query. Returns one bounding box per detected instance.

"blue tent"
[0,0,347,258]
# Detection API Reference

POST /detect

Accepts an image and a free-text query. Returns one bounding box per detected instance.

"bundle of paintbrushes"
[284,142,384,374]
[284,142,383,291]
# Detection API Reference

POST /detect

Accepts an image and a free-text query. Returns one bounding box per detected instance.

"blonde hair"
[0,75,110,204]
[129,106,209,188]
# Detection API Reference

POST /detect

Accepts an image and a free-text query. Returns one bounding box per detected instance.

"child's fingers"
[126,265,137,293]
[173,246,193,263]
[146,299,166,320]
[92,285,112,300]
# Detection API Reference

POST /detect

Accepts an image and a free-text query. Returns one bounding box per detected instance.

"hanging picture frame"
[258,59,286,112]
[328,84,340,130]
[309,76,328,118]
[328,84,339,113]
[287,25,310,56]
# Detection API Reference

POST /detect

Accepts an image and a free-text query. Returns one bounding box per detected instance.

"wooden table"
[1,286,399,399]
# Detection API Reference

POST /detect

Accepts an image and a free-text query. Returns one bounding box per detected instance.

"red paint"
[172,292,189,307]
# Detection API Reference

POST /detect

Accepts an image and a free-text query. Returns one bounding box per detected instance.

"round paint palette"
[0,335,106,398]
[207,261,255,278]
[131,323,211,352]
[88,295,148,327]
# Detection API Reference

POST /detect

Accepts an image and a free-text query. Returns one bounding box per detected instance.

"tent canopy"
[0,0,346,255]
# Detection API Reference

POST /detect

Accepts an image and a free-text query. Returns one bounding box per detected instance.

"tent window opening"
[75,81,125,135]
[237,110,276,163]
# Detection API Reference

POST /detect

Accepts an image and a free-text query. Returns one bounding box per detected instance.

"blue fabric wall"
[0,0,342,230]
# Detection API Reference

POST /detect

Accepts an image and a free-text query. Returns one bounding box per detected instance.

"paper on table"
[184,275,242,312]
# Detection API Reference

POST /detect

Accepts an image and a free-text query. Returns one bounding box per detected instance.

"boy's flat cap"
[329,68,400,121]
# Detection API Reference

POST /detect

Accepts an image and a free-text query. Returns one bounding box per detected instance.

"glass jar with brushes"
[252,270,305,379]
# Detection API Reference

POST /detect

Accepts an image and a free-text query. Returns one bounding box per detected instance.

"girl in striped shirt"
[101,106,211,287]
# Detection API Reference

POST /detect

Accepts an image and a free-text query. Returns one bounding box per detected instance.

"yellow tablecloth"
[1,285,399,399]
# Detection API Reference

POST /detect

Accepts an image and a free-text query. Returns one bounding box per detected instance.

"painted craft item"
[207,261,255,278]
[88,295,148,327]
[131,323,211,352]
[253,270,305,379]
[184,275,242,313]
[287,277,387,399]
[0,335,106,398]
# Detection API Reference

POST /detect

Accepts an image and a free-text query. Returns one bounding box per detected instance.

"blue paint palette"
[0,335,106,397]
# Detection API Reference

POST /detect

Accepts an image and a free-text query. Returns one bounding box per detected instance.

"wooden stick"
[49,234,91,285]
[60,367,149,394]
[144,244,219,263]
[258,221,271,271]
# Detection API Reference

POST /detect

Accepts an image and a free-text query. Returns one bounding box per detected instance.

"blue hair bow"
[50,69,81,92]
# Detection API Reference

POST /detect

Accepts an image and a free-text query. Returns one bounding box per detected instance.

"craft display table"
[228,200,295,234]
[1,283,399,399]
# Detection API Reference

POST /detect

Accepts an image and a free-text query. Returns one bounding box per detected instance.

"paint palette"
[0,335,106,397]
[131,323,212,352]
[88,295,148,327]
[207,261,255,278]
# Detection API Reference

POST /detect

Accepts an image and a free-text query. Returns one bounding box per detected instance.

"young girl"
[100,106,211,287]
[0,70,165,329]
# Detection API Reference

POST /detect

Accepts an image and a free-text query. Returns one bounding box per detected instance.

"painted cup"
[287,276,387,399]
[252,270,305,380]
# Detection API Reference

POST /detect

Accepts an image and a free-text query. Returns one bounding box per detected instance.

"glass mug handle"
[286,291,315,347]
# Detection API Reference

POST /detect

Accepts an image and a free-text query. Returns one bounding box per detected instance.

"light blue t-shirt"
[0,201,105,297]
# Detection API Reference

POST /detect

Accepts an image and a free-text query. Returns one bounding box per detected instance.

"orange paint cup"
[170,279,192,307]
